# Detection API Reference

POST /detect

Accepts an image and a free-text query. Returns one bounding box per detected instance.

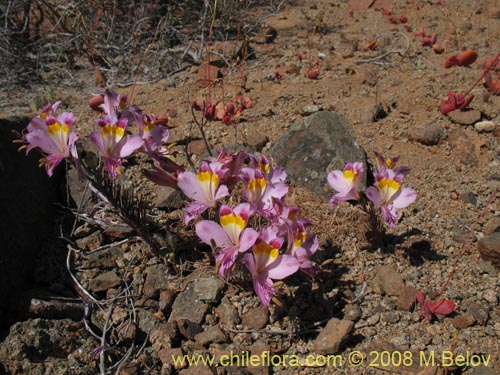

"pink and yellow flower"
[24,102,78,176]
[288,228,319,279]
[196,203,259,278]
[365,169,417,228]
[327,162,364,205]
[242,227,299,307]
[177,161,229,224]
[89,114,144,180]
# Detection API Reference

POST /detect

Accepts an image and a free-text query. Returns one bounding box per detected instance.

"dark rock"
[373,265,405,296]
[89,271,121,292]
[153,186,184,209]
[136,309,162,337]
[314,318,354,354]
[448,129,477,165]
[75,231,103,251]
[169,283,209,324]
[467,303,489,325]
[195,325,227,347]
[103,225,135,239]
[29,298,83,321]
[216,298,241,327]
[408,123,445,145]
[242,307,269,330]
[269,111,367,196]
[81,245,123,268]
[193,277,225,303]
[66,165,94,213]
[397,285,419,311]
[177,318,202,340]
[0,318,95,374]
[451,313,476,329]
[159,289,176,317]
[478,232,500,269]
[143,263,170,299]
[447,109,481,125]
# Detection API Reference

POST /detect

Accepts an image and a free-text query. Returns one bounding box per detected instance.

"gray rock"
[373,265,405,296]
[75,231,103,251]
[89,271,121,292]
[193,277,225,303]
[447,109,481,125]
[448,129,477,165]
[242,307,269,330]
[314,318,354,354]
[81,245,123,268]
[300,104,323,116]
[467,303,489,325]
[216,298,240,327]
[194,325,227,347]
[408,123,445,145]
[168,283,209,324]
[269,111,367,196]
[136,309,162,337]
[143,264,170,299]
[478,232,500,269]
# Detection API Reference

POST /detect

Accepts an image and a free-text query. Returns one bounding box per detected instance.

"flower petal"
[195,220,231,248]
[327,170,350,193]
[118,135,144,158]
[365,186,381,207]
[239,228,259,252]
[267,254,299,280]
[392,187,417,209]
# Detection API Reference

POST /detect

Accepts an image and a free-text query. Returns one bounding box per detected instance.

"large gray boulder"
[269,111,367,195]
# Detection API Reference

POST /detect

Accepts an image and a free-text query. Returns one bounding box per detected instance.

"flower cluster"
[192,92,252,125]
[22,89,174,181]
[177,150,319,307]
[327,152,417,229]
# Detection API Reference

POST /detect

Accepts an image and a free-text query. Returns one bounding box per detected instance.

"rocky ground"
[0,0,499,374]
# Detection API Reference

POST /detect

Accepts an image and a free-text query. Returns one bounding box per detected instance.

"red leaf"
[456,50,478,67]
[444,55,458,69]
[428,299,456,316]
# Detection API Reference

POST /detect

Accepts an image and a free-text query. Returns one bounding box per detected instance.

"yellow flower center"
[342,169,356,183]
[249,177,266,191]
[254,241,279,271]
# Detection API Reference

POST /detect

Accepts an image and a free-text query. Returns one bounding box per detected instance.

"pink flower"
[177,161,229,224]
[138,114,169,156]
[327,162,364,205]
[196,204,259,278]
[24,103,78,176]
[242,227,299,307]
[240,166,288,215]
[373,151,410,176]
[288,228,319,279]
[89,114,144,180]
[365,169,417,228]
